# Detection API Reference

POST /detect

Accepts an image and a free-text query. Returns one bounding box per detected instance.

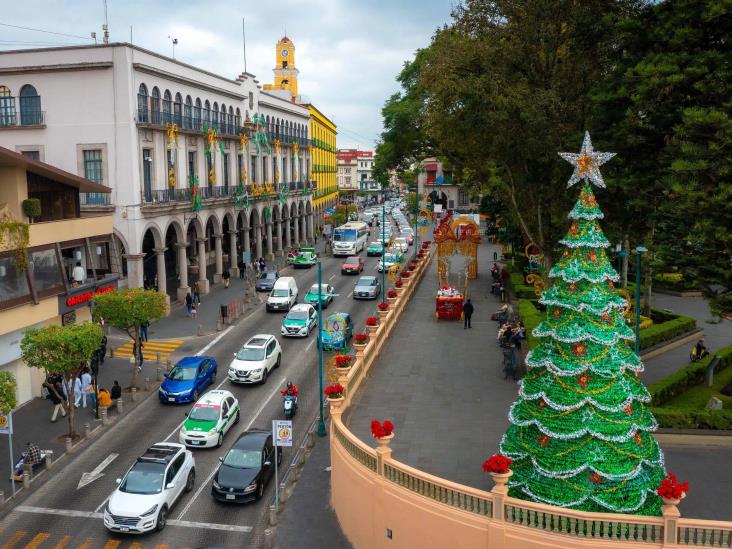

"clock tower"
[263,36,299,99]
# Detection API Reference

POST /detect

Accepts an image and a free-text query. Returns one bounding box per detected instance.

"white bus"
[332,221,370,256]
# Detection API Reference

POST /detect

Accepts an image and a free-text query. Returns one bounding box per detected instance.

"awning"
[325,208,336,215]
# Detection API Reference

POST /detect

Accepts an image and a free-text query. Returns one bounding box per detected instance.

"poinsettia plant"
[377,302,389,311]
[395,279,403,288]
[657,473,688,500]
[371,419,394,438]
[400,270,411,278]
[354,332,369,344]
[324,383,345,399]
[387,289,397,298]
[482,454,512,474]
[422,240,431,248]
[366,316,379,326]
[334,354,353,368]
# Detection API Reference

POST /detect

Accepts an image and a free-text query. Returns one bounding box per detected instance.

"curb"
[655,432,732,447]
[641,328,703,362]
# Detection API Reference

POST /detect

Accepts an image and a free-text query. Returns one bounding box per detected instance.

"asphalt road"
[0,235,393,549]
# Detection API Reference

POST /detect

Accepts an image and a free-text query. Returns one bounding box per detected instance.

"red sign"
[65,284,116,307]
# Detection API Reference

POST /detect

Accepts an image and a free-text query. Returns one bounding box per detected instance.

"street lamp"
[615,243,627,282]
[381,191,386,304]
[634,246,648,355]
[316,261,327,437]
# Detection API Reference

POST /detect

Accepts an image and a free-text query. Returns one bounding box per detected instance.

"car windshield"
[189,405,220,422]
[168,366,197,381]
[357,278,376,286]
[286,310,309,321]
[309,284,328,294]
[236,346,265,361]
[120,462,165,494]
[333,229,356,242]
[271,289,289,297]
[345,258,359,264]
[223,447,262,469]
[369,242,381,247]
[259,272,276,280]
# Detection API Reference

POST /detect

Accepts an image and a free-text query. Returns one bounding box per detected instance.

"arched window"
[212,102,219,130]
[235,108,241,132]
[203,100,211,126]
[19,84,42,126]
[151,87,161,124]
[174,93,183,125]
[194,98,202,129]
[228,106,234,135]
[275,118,280,140]
[220,103,227,134]
[0,85,17,127]
[184,95,192,129]
[137,84,148,123]
[162,90,172,123]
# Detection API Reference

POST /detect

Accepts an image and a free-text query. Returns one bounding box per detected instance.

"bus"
[332,221,370,256]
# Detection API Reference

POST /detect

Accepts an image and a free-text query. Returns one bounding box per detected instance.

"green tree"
[0,371,17,414]
[21,323,102,438]
[93,288,167,389]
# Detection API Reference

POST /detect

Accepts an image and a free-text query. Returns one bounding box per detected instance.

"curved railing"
[327,248,732,548]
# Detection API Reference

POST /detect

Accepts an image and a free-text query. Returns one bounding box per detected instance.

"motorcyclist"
[691,337,709,362]
[281,382,299,411]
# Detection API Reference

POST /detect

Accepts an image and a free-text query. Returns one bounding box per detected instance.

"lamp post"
[381,191,386,304]
[634,246,648,355]
[616,243,628,285]
[316,261,327,437]
[413,187,419,259]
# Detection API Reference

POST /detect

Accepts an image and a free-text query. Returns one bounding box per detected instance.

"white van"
[266,277,298,312]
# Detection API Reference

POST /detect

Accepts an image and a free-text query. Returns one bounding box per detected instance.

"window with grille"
[83,150,104,184]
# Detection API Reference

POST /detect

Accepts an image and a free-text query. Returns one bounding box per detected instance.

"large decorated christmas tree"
[500,132,666,516]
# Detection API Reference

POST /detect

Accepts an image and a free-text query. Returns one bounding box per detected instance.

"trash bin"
[220,304,228,319]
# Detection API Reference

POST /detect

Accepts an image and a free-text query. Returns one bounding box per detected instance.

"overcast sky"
[1,0,453,150]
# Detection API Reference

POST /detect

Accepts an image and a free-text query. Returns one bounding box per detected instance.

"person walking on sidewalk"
[185,292,193,317]
[193,282,201,306]
[98,334,107,365]
[259,257,266,272]
[133,340,144,373]
[463,299,474,329]
[110,380,122,401]
[140,320,149,342]
[223,269,231,288]
[44,374,67,422]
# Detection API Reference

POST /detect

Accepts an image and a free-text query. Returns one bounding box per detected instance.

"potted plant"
[400,269,411,278]
[387,289,398,304]
[324,383,345,408]
[334,354,353,370]
[657,473,688,506]
[371,419,395,446]
[22,198,41,223]
[365,316,379,335]
[482,454,513,487]
[394,279,403,289]
[354,332,369,346]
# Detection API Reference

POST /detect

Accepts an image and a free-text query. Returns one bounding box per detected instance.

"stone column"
[275,217,284,257]
[176,243,189,302]
[228,230,239,278]
[307,213,314,244]
[293,212,300,246]
[242,224,250,256]
[265,222,274,261]
[197,238,210,294]
[254,224,263,261]
[154,248,167,295]
[124,254,144,289]
[213,233,223,284]
[299,214,307,246]
[283,215,291,250]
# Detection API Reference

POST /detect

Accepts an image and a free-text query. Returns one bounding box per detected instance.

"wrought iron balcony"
[136,110,241,136]
[80,192,112,206]
[0,111,46,128]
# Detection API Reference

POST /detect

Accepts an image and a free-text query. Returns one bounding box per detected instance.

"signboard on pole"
[241,251,251,265]
[273,420,293,447]
[0,413,12,435]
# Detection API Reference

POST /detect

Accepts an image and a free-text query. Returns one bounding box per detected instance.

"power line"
[0,22,94,41]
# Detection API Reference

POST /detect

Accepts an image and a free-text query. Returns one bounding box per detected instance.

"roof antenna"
[102,0,109,44]
[242,17,247,73]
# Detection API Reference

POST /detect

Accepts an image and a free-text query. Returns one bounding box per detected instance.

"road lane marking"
[176,377,286,520]
[52,537,71,549]
[196,325,235,356]
[78,453,119,489]
[347,291,353,297]
[0,531,26,549]
[21,533,47,549]
[328,274,335,281]
[305,338,316,352]
[102,541,120,549]
[75,538,93,549]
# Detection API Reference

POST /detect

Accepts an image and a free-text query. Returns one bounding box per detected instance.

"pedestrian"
[110,380,122,401]
[259,257,266,272]
[463,299,474,329]
[133,340,144,373]
[193,281,201,306]
[253,258,260,275]
[98,387,112,409]
[223,269,231,288]
[88,378,98,412]
[239,260,246,279]
[499,284,506,303]
[98,334,107,365]
[191,303,198,320]
[43,375,66,422]
[140,319,149,342]
[72,261,85,286]
[185,292,193,317]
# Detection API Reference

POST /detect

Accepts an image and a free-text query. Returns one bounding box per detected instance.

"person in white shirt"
[72,261,85,286]
[75,371,92,408]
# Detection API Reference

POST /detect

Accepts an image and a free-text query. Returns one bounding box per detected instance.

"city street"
[0,238,392,548]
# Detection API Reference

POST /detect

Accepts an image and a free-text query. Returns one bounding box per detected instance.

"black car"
[211,429,282,503]
[255,271,279,292]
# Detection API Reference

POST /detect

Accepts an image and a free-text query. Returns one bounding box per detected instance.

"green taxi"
[281,304,318,337]
[290,247,318,268]
[366,241,384,256]
[178,390,240,448]
[304,283,334,309]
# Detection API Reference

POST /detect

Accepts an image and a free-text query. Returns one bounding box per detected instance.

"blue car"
[319,312,353,351]
[159,356,217,404]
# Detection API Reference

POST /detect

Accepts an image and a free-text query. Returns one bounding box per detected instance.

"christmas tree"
[500,132,666,516]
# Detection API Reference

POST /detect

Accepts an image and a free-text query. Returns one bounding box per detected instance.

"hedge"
[517,299,543,350]
[510,271,538,299]
[648,344,732,406]
[652,407,732,430]
[638,313,696,350]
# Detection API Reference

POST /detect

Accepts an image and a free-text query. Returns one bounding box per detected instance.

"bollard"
[197,324,203,336]
[131,387,137,402]
[306,431,315,449]
[45,450,54,470]
[166,359,172,372]
[216,318,222,331]
[263,528,274,549]
[156,367,163,381]
[84,422,91,439]
[116,398,123,414]
[65,436,73,453]
[269,504,278,526]
[109,347,115,358]
[100,407,108,426]
[145,378,151,392]
[156,352,161,365]
[279,481,289,503]
[22,464,31,489]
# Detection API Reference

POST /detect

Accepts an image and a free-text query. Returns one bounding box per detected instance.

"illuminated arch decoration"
[324,313,349,348]
[434,212,480,283]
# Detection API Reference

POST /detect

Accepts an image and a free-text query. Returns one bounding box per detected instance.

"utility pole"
[316,262,326,437]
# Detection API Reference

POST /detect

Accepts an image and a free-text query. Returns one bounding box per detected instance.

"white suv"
[228,335,282,384]
[104,443,195,534]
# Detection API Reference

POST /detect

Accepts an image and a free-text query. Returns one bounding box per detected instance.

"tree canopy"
[0,371,17,414]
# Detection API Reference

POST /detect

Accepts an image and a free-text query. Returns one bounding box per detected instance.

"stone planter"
[354,342,367,353]
[490,470,513,488]
[366,324,379,336]
[375,432,394,447]
[661,493,686,507]
[334,366,351,378]
[387,296,397,306]
[394,286,404,297]
[377,309,389,321]
[328,396,345,410]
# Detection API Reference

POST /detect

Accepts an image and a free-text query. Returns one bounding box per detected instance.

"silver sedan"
[353,276,381,300]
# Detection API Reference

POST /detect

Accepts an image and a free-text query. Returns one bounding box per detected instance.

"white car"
[104,443,195,534]
[179,390,240,448]
[228,335,282,384]
[392,238,408,253]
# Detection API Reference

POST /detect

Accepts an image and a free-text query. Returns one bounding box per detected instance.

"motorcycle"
[283,395,297,419]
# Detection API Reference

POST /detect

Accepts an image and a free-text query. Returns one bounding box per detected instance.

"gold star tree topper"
[559,131,616,188]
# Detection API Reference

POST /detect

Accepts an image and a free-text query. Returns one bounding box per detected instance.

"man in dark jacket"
[463,299,474,329]
[110,380,122,401]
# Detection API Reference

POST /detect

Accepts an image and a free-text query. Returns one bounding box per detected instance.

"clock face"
[281,49,289,57]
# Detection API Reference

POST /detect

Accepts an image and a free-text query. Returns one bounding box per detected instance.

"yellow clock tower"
[263,36,299,99]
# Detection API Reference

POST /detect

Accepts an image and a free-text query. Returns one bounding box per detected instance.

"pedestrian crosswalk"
[0,530,191,549]
[113,340,183,362]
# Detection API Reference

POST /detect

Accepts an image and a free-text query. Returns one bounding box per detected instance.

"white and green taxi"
[178,390,240,448]
[280,303,317,337]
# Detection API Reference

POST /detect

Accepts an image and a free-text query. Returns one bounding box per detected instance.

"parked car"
[179,390,240,449]
[281,304,318,337]
[392,238,408,253]
[228,335,281,385]
[304,283,334,309]
[353,276,381,300]
[103,443,195,534]
[341,256,365,275]
[159,357,217,404]
[255,271,279,292]
[366,242,384,256]
[266,277,298,312]
[319,312,354,351]
[211,429,281,503]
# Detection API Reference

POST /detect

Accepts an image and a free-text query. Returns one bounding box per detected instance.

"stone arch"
[140,222,164,290]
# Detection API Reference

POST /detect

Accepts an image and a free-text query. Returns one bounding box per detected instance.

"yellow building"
[263,36,338,229]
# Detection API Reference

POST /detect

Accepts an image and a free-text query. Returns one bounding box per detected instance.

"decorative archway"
[434,212,480,288]
[164,220,185,298]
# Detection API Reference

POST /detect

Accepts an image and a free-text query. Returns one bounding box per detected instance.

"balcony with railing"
[136,108,242,137]
[139,181,314,209]
[0,111,46,128]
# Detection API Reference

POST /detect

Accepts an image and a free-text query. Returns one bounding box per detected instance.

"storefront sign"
[62,311,77,326]
[59,279,118,315]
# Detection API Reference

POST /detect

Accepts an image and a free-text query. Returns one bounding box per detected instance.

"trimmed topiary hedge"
[649,344,732,406]
[638,312,696,350]
[517,299,543,350]
[652,407,732,430]
[510,271,537,299]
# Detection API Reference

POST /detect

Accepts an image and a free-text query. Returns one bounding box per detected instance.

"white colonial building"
[0,43,313,302]
[416,158,478,212]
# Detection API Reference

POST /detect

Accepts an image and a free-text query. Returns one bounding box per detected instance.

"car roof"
[245,335,273,347]
[175,356,208,368]
[138,443,183,465]
[309,283,329,290]
[290,303,313,312]
[357,276,376,282]
[195,390,234,405]
[233,429,271,449]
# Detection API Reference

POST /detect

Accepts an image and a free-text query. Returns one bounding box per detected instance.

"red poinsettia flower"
[482,454,512,474]
[334,354,353,368]
[354,332,369,344]
[371,419,394,438]
[377,302,389,311]
[366,316,379,327]
[387,289,397,298]
[572,343,588,357]
[395,279,403,288]
[324,383,345,398]
[657,473,688,500]
[400,270,411,278]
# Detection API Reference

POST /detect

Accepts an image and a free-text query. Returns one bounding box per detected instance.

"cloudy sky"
[1,0,453,149]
